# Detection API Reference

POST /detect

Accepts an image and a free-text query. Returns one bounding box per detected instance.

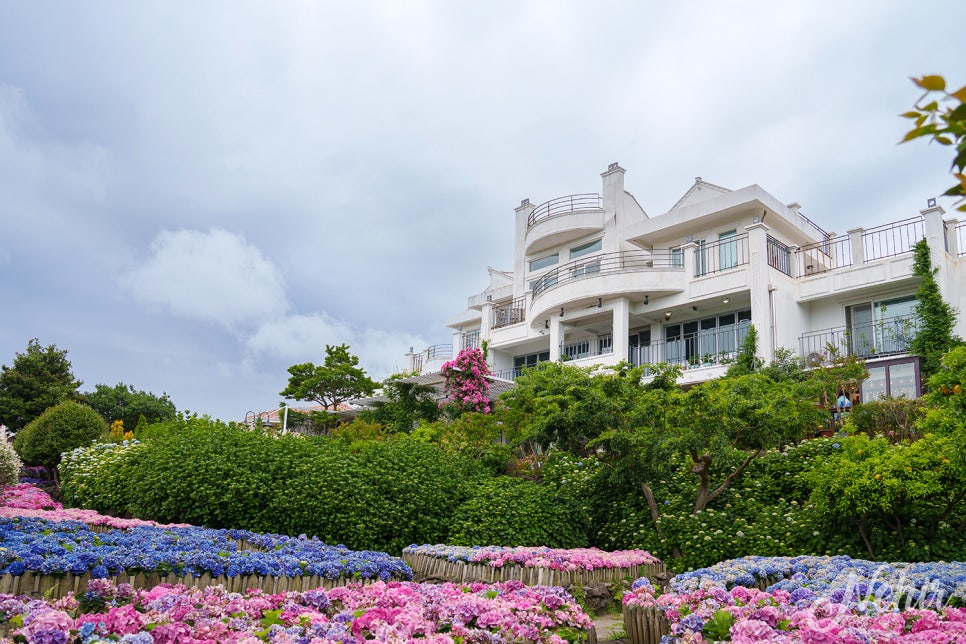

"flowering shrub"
[406,544,660,571]
[0,578,593,643]
[623,556,966,642]
[58,440,146,516]
[0,427,21,487]
[662,555,966,608]
[440,348,491,415]
[624,579,966,643]
[2,482,187,530]
[0,515,412,583]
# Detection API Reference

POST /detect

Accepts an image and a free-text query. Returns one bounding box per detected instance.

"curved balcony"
[528,250,686,321]
[525,193,604,255]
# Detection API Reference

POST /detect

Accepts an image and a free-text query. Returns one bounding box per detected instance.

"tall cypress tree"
[910,239,961,380]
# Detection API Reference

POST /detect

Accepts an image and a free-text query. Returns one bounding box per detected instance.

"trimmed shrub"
[13,401,108,471]
[59,440,146,515]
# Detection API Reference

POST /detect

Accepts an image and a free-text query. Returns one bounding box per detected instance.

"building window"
[861,357,920,402]
[513,351,550,378]
[670,247,683,268]
[664,309,751,365]
[529,253,559,272]
[845,295,918,357]
[570,239,602,260]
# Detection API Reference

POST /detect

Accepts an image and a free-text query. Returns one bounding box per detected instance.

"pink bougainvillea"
[440,347,492,415]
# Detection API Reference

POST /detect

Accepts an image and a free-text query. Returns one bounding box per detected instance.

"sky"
[0,1,962,422]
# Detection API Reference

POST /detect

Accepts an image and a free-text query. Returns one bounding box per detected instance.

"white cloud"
[120,228,289,330]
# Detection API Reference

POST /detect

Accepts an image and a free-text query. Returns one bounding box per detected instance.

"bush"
[59,440,145,515]
[118,417,480,553]
[12,401,108,472]
[849,396,925,440]
[0,426,22,486]
[448,474,591,548]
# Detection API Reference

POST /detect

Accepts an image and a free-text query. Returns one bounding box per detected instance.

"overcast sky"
[0,2,962,422]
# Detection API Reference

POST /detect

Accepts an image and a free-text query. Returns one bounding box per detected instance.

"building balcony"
[525,193,605,255]
[529,249,686,321]
[799,313,920,366]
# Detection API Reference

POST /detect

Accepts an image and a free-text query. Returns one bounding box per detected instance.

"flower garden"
[622,555,966,643]
[0,482,602,642]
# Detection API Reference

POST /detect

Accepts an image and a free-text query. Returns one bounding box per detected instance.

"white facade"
[409,163,966,400]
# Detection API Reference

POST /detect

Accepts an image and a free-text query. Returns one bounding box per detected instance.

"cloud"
[119,228,289,330]
[247,313,426,380]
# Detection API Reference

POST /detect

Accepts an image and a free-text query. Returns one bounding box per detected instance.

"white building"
[409,163,966,401]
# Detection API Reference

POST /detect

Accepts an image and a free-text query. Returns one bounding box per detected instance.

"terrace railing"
[561,334,613,361]
[461,330,481,350]
[531,250,679,297]
[795,233,851,276]
[767,235,792,276]
[628,324,751,370]
[694,234,749,277]
[492,295,527,329]
[861,216,925,262]
[527,193,604,229]
[799,313,920,364]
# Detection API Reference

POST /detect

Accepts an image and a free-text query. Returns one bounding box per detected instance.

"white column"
[744,221,773,362]
[612,297,630,363]
[921,205,949,294]
[549,317,563,361]
[481,301,494,340]
[847,227,865,267]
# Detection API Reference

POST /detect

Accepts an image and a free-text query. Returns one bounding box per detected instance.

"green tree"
[910,238,961,380]
[84,382,177,432]
[902,75,966,212]
[726,325,763,377]
[362,372,441,433]
[499,361,643,454]
[280,344,376,411]
[0,339,82,432]
[13,400,108,480]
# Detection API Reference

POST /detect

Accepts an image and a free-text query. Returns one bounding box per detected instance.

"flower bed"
[404,544,664,587]
[1,483,190,531]
[622,556,966,644]
[0,578,594,643]
[0,515,412,599]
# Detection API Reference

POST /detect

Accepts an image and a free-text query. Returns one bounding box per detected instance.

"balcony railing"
[461,330,481,350]
[862,217,925,262]
[561,334,613,361]
[628,324,751,369]
[799,313,920,365]
[796,233,851,276]
[527,193,603,229]
[694,234,749,277]
[767,235,792,276]
[492,296,527,329]
[958,221,966,257]
[531,249,679,297]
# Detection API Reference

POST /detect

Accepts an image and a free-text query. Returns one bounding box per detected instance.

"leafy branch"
[901,75,966,211]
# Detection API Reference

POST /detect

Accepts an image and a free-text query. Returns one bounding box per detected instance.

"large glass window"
[846,295,917,357]
[860,358,920,402]
[570,239,602,259]
[664,310,751,366]
[670,247,683,268]
[529,253,559,272]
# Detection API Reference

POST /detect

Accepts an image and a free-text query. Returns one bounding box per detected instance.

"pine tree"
[910,239,961,380]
